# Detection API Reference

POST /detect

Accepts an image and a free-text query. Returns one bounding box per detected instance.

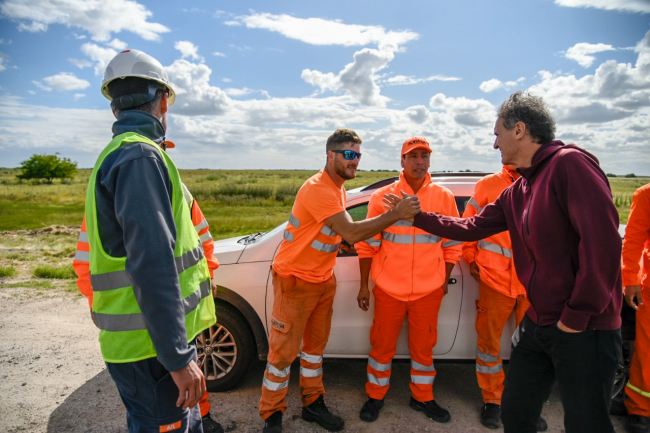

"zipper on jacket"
[521,180,539,323]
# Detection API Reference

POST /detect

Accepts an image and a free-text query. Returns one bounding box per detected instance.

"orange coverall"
[461,166,529,405]
[622,182,650,417]
[72,189,219,418]
[260,170,345,420]
[357,171,462,403]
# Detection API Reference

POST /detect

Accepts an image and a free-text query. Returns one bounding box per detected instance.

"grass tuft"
[33,264,76,279]
[0,266,16,278]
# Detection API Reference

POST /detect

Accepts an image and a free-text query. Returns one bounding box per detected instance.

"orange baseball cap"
[401,137,431,156]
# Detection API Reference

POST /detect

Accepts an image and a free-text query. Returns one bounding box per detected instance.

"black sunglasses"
[332,149,362,160]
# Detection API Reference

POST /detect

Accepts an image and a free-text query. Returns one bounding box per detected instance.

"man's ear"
[515,121,527,139]
[159,92,169,115]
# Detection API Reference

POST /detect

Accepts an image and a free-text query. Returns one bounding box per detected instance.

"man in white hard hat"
[85,49,220,433]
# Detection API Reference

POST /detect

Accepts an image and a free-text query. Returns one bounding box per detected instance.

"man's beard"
[335,159,356,180]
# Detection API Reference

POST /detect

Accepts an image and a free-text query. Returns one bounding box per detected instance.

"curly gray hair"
[497,91,556,144]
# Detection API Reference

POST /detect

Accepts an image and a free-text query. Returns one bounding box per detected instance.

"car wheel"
[197,303,255,392]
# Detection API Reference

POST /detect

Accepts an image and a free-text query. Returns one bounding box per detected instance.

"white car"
[197,172,631,402]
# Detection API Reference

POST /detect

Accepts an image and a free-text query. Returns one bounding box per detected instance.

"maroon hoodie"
[414,141,622,331]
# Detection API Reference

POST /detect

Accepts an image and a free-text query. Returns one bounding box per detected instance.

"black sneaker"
[480,403,501,429]
[201,413,224,433]
[359,397,384,422]
[301,395,345,431]
[409,397,451,423]
[537,416,548,432]
[263,411,282,433]
[625,415,650,433]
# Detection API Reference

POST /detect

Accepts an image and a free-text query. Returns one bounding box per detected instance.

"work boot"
[201,413,224,433]
[263,411,282,433]
[480,403,501,429]
[301,395,345,431]
[537,416,548,432]
[409,397,451,423]
[359,397,384,422]
[625,415,650,433]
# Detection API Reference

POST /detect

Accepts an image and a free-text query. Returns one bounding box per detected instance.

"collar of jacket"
[398,169,432,195]
[502,165,520,182]
[112,110,166,146]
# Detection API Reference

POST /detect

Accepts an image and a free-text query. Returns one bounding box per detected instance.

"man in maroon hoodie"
[402,91,622,433]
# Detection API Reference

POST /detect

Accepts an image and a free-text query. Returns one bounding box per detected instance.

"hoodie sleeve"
[554,151,622,331]
[461,193,480,265]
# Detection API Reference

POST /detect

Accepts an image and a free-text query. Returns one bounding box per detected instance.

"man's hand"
[211,279,218,298]
[170,360,206,410]
[357,285,370,311]
[624,285,643,310]
[469,261,480,283]
[383,191,421,220]
[556,320,581,333]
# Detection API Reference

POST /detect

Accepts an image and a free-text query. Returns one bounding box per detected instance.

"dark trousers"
[502,315,621,433]
[106,348,203,433]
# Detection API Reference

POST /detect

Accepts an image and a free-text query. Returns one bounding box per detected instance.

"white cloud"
[43,72,91,91]
[0,52,8,72]
[74,93,85,100]
[0,39,13,44]
[68,58,93,69]
[213,52,226,57]
[555,0,650,13]
[384,75,462,86]
[429,94,496,127]
[234,12,419,49]
[166,59,231,115]
[224,87,255,97]
[175,41,204,62]
[32,81,52,92]
[73,33,86,40]
[1,0,170,42]
[404,105,430,124]
[80,43,117,75]
[479,77,525,93]
[565,42,616,67]
[222,78,232,83]
[106,38,127,50]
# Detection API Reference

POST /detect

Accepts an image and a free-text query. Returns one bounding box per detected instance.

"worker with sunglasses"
[356,137,462,424]
[260,129,421,433]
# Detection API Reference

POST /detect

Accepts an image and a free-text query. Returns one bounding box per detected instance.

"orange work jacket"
[357,171,462,302]
[622,183,650,288]
[462,166,526,298]
[73,195,219,308]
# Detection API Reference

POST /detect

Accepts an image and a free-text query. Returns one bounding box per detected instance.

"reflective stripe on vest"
[382,232,442,244]
[411,375,435,385]
[320,225,337,236]
[181,183,193,208]
[93,279,211,332]
[411,359,435,372]
[626,382,650,398]
[301,352,322,364]
[442,240,463,247]
[199,231,213,243]
[300,366,323,377]
[393,220,413,227]
[478,239,513,258]
[289,213,300,228]
[311,239,340,253]
[368,356,391,372]
[195,218,209,233]
[283,230,294,242]
[74,250,90,262]
[467,197,479,211]
[267,363,290,378]
[368,373,390,386]
[476,364,503,374]
[263,376,289,391]
[476,349,500,363]
[364,238,382,247]
[85,131,215,363]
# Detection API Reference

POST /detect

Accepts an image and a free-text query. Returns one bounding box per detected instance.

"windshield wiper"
[237,232,266,245]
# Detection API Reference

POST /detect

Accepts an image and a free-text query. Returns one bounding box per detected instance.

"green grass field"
[0,167,646,237]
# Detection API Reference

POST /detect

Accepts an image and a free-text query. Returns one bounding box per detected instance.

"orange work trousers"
[626,287,650,417]
[259,271,336,420]
[475,280,529,404]
[366,286,445,403]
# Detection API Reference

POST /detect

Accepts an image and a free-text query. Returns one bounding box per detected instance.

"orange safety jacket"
[357,171,462,302]
[461,166,526,298]
[622,183,650,288]
[73,190,220,308]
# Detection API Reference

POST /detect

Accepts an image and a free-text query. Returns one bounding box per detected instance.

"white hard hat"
[101,49,176,106]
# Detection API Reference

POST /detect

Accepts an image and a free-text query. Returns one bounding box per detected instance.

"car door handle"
[448,278,457,285]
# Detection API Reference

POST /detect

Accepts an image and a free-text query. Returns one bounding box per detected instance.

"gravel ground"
[0,285,628,433]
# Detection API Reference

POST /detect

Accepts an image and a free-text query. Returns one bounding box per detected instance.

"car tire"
[197,303,255,392]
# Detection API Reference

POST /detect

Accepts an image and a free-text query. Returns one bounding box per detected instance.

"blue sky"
[0,0,649,174]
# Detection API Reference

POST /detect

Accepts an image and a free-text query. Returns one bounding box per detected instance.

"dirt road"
[0,284,629,433]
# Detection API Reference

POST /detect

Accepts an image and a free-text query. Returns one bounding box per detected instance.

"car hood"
[212,236,247,265]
